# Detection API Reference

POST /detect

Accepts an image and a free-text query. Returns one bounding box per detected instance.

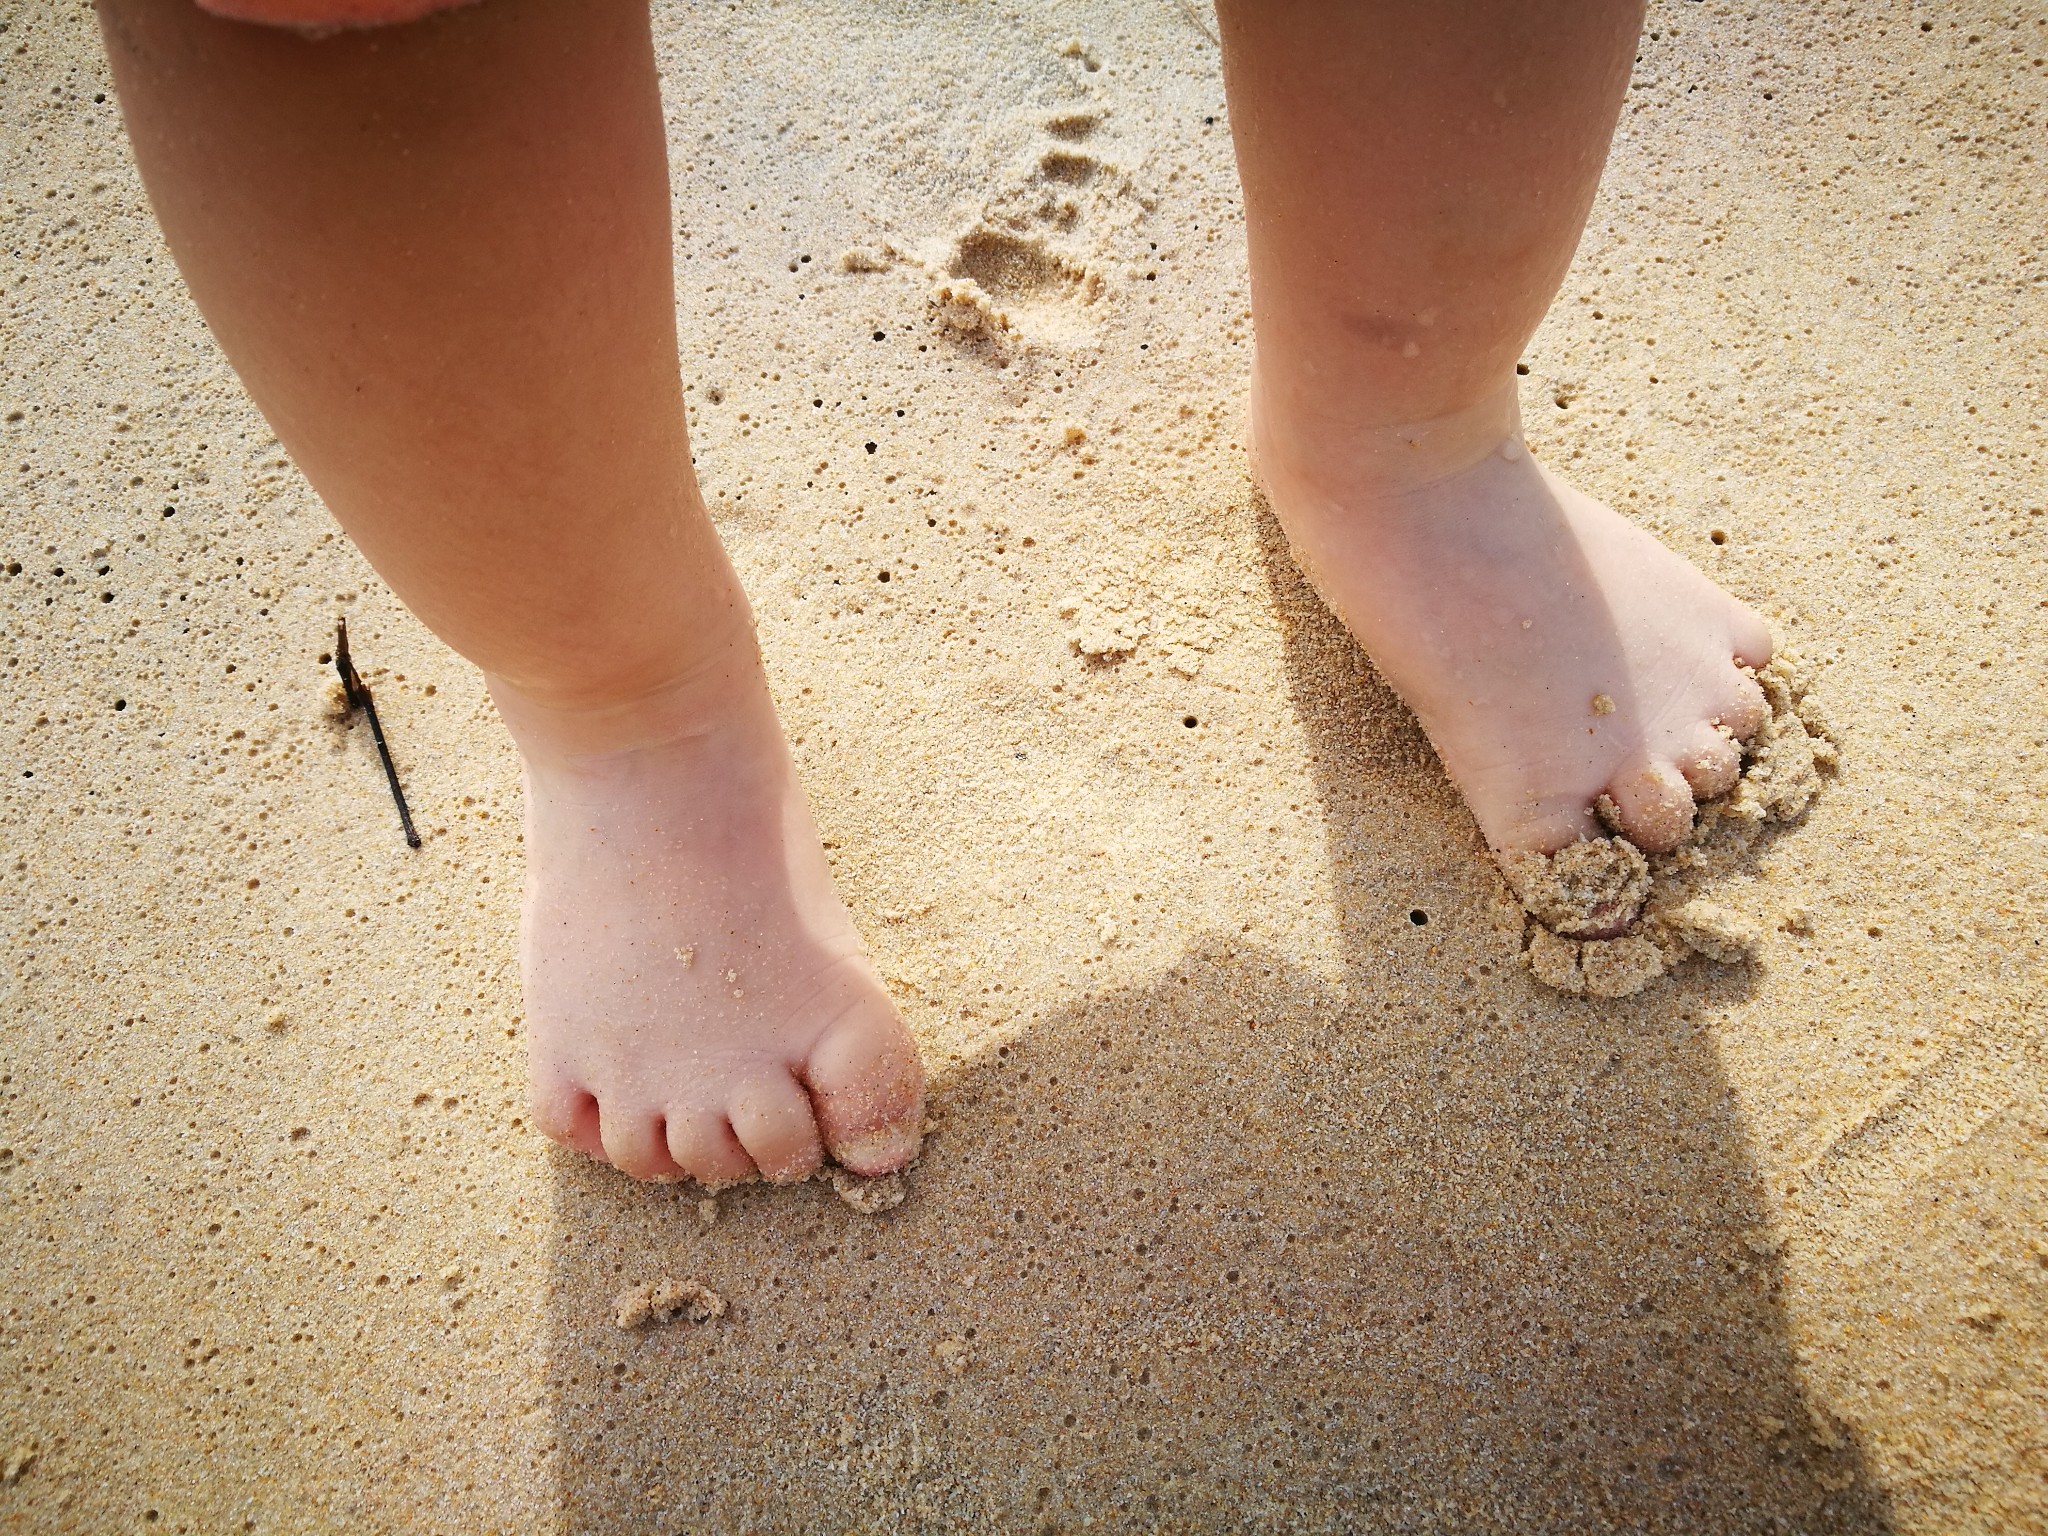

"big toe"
[802,990,925,1176]
[1602,756,1698,853]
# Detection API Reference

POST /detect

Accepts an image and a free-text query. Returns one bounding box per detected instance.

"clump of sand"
[1513,655,1838,997]
[823,1164,909,1214]
[658,1162,910,1214]
[1500,834,1653,938]
[930,275,1016,341]
[612,1279,726,1332]
[1525,926,1671,999]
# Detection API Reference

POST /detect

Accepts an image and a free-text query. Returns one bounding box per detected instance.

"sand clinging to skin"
[1512,655,1839,997]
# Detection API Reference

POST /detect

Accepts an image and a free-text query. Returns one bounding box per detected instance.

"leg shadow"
[536,515,1892,1534]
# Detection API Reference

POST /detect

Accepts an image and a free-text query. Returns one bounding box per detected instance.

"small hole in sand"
[1409,910,1428,926]
[1182,715,1198,728]
[871,330,886,342]
[1710,529,1728,545]
[877,570,891,583]
[865,442,877,454]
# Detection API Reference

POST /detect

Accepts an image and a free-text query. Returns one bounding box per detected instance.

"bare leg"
[1218,0,1773,856]
[97,0,923,1180]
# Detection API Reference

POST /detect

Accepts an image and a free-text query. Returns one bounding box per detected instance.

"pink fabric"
[196,0,479,28]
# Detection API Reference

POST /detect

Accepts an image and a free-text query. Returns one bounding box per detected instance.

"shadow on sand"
[540,508,1891,1533]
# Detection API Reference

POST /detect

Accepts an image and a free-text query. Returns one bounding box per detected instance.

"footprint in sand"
[929,226,1104,347]
[840,92,1146,354]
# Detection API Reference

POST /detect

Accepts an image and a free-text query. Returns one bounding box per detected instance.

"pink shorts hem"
[196,0,479,30]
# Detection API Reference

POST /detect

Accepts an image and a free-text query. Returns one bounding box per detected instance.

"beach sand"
[3,1,2044,1530]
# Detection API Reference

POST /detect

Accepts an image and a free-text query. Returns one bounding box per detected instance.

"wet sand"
[3,1,2044,1530]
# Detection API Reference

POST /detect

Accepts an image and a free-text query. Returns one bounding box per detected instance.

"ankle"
[1250,362,1524,500]
[488,634,774,766]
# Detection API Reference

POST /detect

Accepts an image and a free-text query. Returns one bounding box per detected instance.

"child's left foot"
[1252,380,1775,858]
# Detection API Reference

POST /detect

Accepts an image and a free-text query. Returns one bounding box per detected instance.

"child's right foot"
[493,657,924,1185]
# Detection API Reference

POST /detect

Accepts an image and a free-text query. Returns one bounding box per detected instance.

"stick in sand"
[333,616,422,849]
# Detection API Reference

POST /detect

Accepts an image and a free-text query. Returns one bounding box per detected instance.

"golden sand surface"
[4,1,2044,1530]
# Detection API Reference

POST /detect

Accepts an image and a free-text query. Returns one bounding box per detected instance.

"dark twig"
[334,617,422,849]
[1173,0,1219,46]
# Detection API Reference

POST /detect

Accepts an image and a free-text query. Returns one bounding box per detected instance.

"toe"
[1601,756,1698,853]
[801,992,925,1176]
[1728,603,1775,672]
[1675,726,1742,802]
[1714,666,1770,743]
[728,1072,825,1184]
[530,1074,607,1163]
[598,1105,683,1182]
[665,1109,755,1187]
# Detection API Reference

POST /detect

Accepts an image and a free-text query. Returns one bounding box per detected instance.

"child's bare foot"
[493,657,924,1185]
[1253,379,1774,858]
